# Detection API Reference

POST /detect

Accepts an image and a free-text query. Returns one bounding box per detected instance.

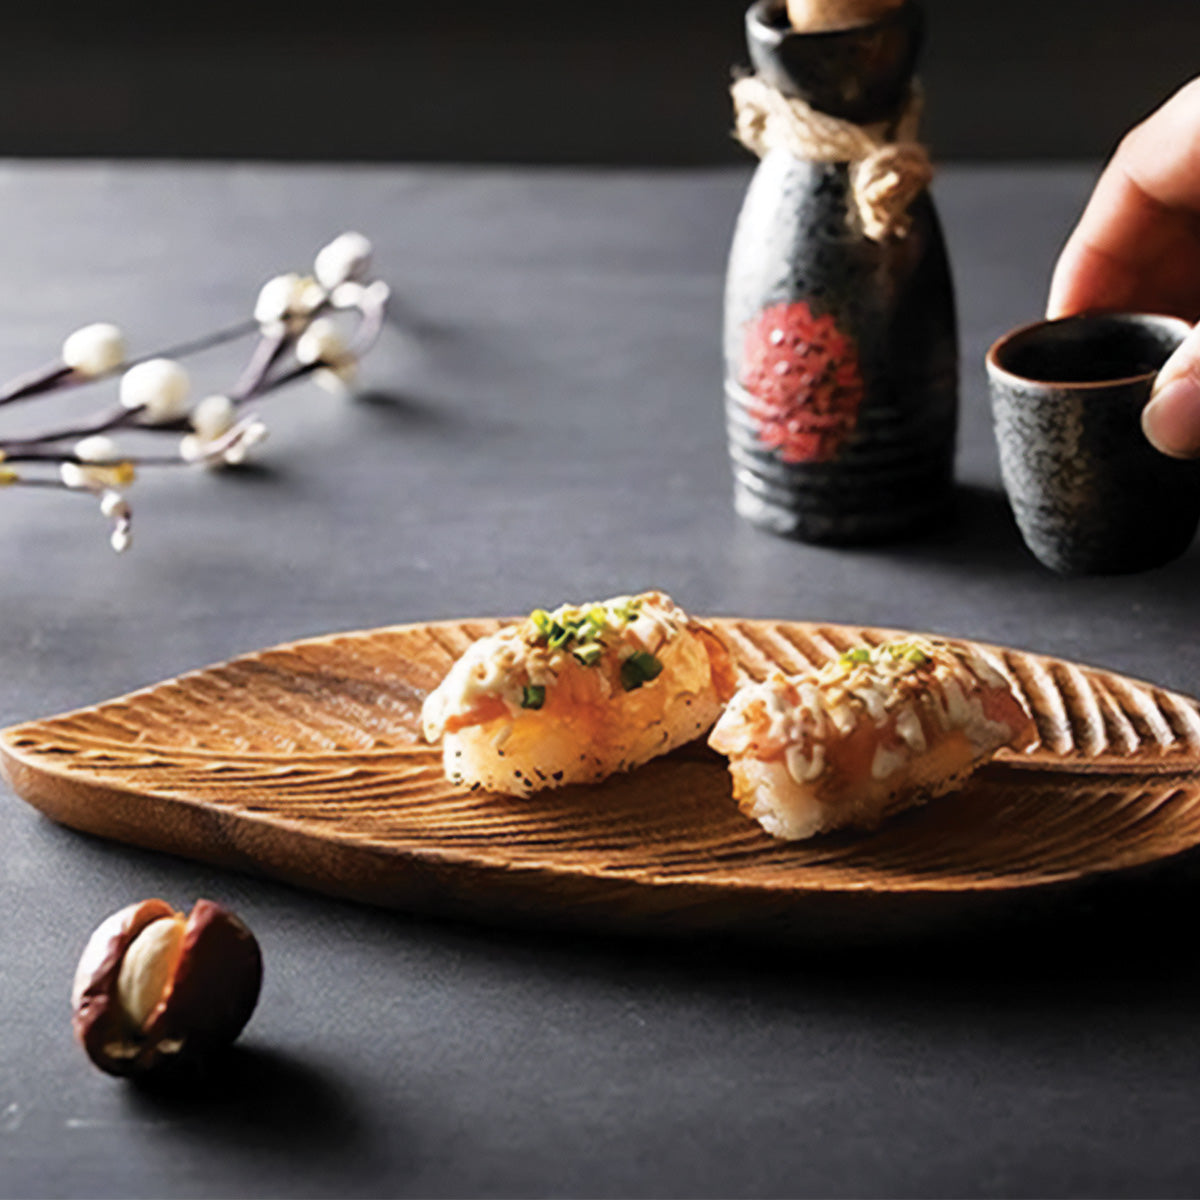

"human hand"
[1047,77,1200,458]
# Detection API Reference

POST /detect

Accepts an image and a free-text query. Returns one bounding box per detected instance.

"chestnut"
[71,898,262,1077]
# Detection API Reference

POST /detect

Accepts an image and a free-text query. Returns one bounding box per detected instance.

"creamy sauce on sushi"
[422,591,704,740]
[709,637,1036,830]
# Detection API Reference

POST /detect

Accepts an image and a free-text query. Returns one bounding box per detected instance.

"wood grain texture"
[3,619,1200,939]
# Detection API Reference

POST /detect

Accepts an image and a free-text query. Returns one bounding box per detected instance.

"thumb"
[1144,324,1200,458]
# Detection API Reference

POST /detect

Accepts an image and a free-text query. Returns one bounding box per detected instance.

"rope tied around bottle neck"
[731,73,933,242]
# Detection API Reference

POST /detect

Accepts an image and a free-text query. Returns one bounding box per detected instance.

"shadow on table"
[916,481,1025,560]
[382,292,465,346]
[373,841,1200,1013]
[47,808,1200,999]
[885,480,1200,586]
[354,387,452,430]
[123,1043,379,1165]
[874,482,1031,571]
[41,813,1200,1049]
[212,461,284,486]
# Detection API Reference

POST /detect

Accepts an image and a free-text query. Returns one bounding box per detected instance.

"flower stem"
[128,318,260,368]
[0,363,75,409]
[231,326,289,402]
[0,404,137,451]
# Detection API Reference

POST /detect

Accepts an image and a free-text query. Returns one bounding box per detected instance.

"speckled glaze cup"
[986,312,1200,574]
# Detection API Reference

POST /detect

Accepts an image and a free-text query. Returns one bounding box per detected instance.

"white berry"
[314,363,358,395]
[62,323,126,377]
[190,394,236,441]
[254,273,303,326]
[119,359,190,423]
[314,232,372,290]
[74,435,120,463]
[60,463,89,489]
[100,490,130,520]
[296,318,352,367]
[294,278,326,315]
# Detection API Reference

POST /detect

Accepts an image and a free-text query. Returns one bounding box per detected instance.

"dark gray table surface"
[3,161,1200,1200]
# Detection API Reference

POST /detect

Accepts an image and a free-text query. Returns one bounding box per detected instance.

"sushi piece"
[707,637,1036,841]
[422,590,738,796]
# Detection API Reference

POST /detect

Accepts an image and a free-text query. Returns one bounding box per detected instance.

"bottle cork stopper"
[785,0,904,31]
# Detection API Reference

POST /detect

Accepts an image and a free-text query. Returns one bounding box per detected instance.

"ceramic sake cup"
[986,312,1200,574]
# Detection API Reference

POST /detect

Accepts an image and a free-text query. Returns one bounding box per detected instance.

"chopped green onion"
[882,642,932,666]
[530,599,646,654]
[620,650,663,691]
[581,607,607,638]
[612,598,642,625]
[840,647,872,666]
[521,684,546,709]
[572,642,604,667]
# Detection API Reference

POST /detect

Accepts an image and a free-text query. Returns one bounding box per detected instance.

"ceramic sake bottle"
[723,0,957,543]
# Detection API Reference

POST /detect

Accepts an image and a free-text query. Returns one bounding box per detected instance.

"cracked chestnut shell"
[71,898,262,1077]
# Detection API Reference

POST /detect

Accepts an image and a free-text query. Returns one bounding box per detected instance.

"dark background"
[3,0,1198,163]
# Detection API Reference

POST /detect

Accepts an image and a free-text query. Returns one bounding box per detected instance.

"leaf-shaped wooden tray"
[4,619,1200,940]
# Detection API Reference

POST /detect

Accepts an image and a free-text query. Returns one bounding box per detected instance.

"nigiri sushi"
[707,637,1036,841]
[422,590,738,796]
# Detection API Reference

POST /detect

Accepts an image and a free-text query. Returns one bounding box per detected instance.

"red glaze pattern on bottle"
[740,300,865,463]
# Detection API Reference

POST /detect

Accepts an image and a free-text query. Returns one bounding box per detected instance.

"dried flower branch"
[0,232,388,552]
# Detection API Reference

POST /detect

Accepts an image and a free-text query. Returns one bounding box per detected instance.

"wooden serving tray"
[4,619,1200,940]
